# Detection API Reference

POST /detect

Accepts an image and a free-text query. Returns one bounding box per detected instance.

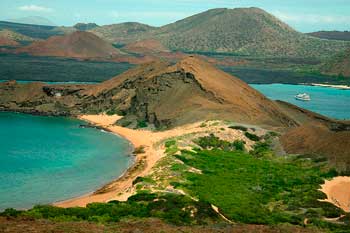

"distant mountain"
[7,16,56,26]
[307,31,350,41]
[152,8,348,57]
[321,48,350,77]
[89,8,349,58]
[74,23,99,31]
[89,22,156,44]
[17,31,122,59]
[0,29,35,42]
[0,21,60,39]
[1,8,349,59]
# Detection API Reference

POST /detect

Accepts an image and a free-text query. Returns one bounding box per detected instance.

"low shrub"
[196,134,245,151]
[229,125,248,131]
[133,146,145,154]
[3,193,220,225]
[244,132,260,141]
[137,120,148,128]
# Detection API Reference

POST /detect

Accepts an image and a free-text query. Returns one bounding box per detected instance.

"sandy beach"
[319,176,350,212]
[55,114,248,208]
[310,83,350,90]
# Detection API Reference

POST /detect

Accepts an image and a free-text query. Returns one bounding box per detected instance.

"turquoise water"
[251,84,350,120]
[0,112,133,210]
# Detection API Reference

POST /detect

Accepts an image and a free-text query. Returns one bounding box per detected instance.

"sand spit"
[319,176,350,212]
[310,83,350,90]
[55,114,252,208]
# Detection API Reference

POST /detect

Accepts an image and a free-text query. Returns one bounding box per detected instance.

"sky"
[0,0,349,32]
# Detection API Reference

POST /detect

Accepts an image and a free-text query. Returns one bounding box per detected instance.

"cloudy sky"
[0,0,349,32]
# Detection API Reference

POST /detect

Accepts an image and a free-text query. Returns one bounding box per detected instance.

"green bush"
[165,140,176,148]
[250,142,271,157]
[244,132,260,141]
[137,120,148,128]
[132,176,155,185]
[229,125,248,131]
[5,193,220,225]
[106,109,117,116]
[232,140,246,151]
[133,146,145,154]
[196,134,246,152]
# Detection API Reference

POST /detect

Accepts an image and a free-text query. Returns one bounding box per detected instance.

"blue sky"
[0,0,349,32]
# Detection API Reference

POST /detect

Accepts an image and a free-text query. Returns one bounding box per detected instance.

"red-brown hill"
[17,31,122,59]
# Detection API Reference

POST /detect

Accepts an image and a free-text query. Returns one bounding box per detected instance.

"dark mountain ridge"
[307,31,350,41]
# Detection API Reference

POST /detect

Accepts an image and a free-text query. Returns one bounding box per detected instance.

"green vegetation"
[106,108,117,115]
[244,132,260,141]
[137,120,148,128]
[173,149,348,228]
[195,134,246,151]
[2,132,349,232]
[1,193,219,225]
[199,122,207,127]
[133,146,145,154]
[228,125,248,131]
[164,139,179,155]
[132,176,155,185]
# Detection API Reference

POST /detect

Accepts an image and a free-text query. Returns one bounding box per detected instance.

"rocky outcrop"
[0,57,298,128]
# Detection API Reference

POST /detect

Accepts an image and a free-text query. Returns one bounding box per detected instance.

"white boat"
[295,93,311,101]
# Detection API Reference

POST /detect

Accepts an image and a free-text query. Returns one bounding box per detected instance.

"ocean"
[0,112,133,210]
[251,84,350,120]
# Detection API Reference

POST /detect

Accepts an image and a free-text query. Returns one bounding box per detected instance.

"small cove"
[0,112,133,210]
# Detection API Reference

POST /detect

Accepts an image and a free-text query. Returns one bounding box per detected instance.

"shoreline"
[2,79,350,90]
[308,83,350,90]
[54,114,232,208]
[251,82,350,90]
[54,114,150,207]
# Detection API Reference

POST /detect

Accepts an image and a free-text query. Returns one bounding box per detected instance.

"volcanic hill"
[80,56,297,128]
[89,22,156,44]
[17,31,122,59]
[90,8,349,57]
[0,56,295,128]
[1,56,350,170]
[320,48,350,77]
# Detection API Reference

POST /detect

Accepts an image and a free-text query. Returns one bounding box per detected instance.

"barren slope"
[81,56,296,128]
[17,31,122,59]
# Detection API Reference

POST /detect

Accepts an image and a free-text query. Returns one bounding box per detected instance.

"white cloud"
[19,5,53,13]
[273,11,350,24]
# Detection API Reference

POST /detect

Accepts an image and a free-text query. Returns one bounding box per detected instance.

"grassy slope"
[1,125,349,232]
